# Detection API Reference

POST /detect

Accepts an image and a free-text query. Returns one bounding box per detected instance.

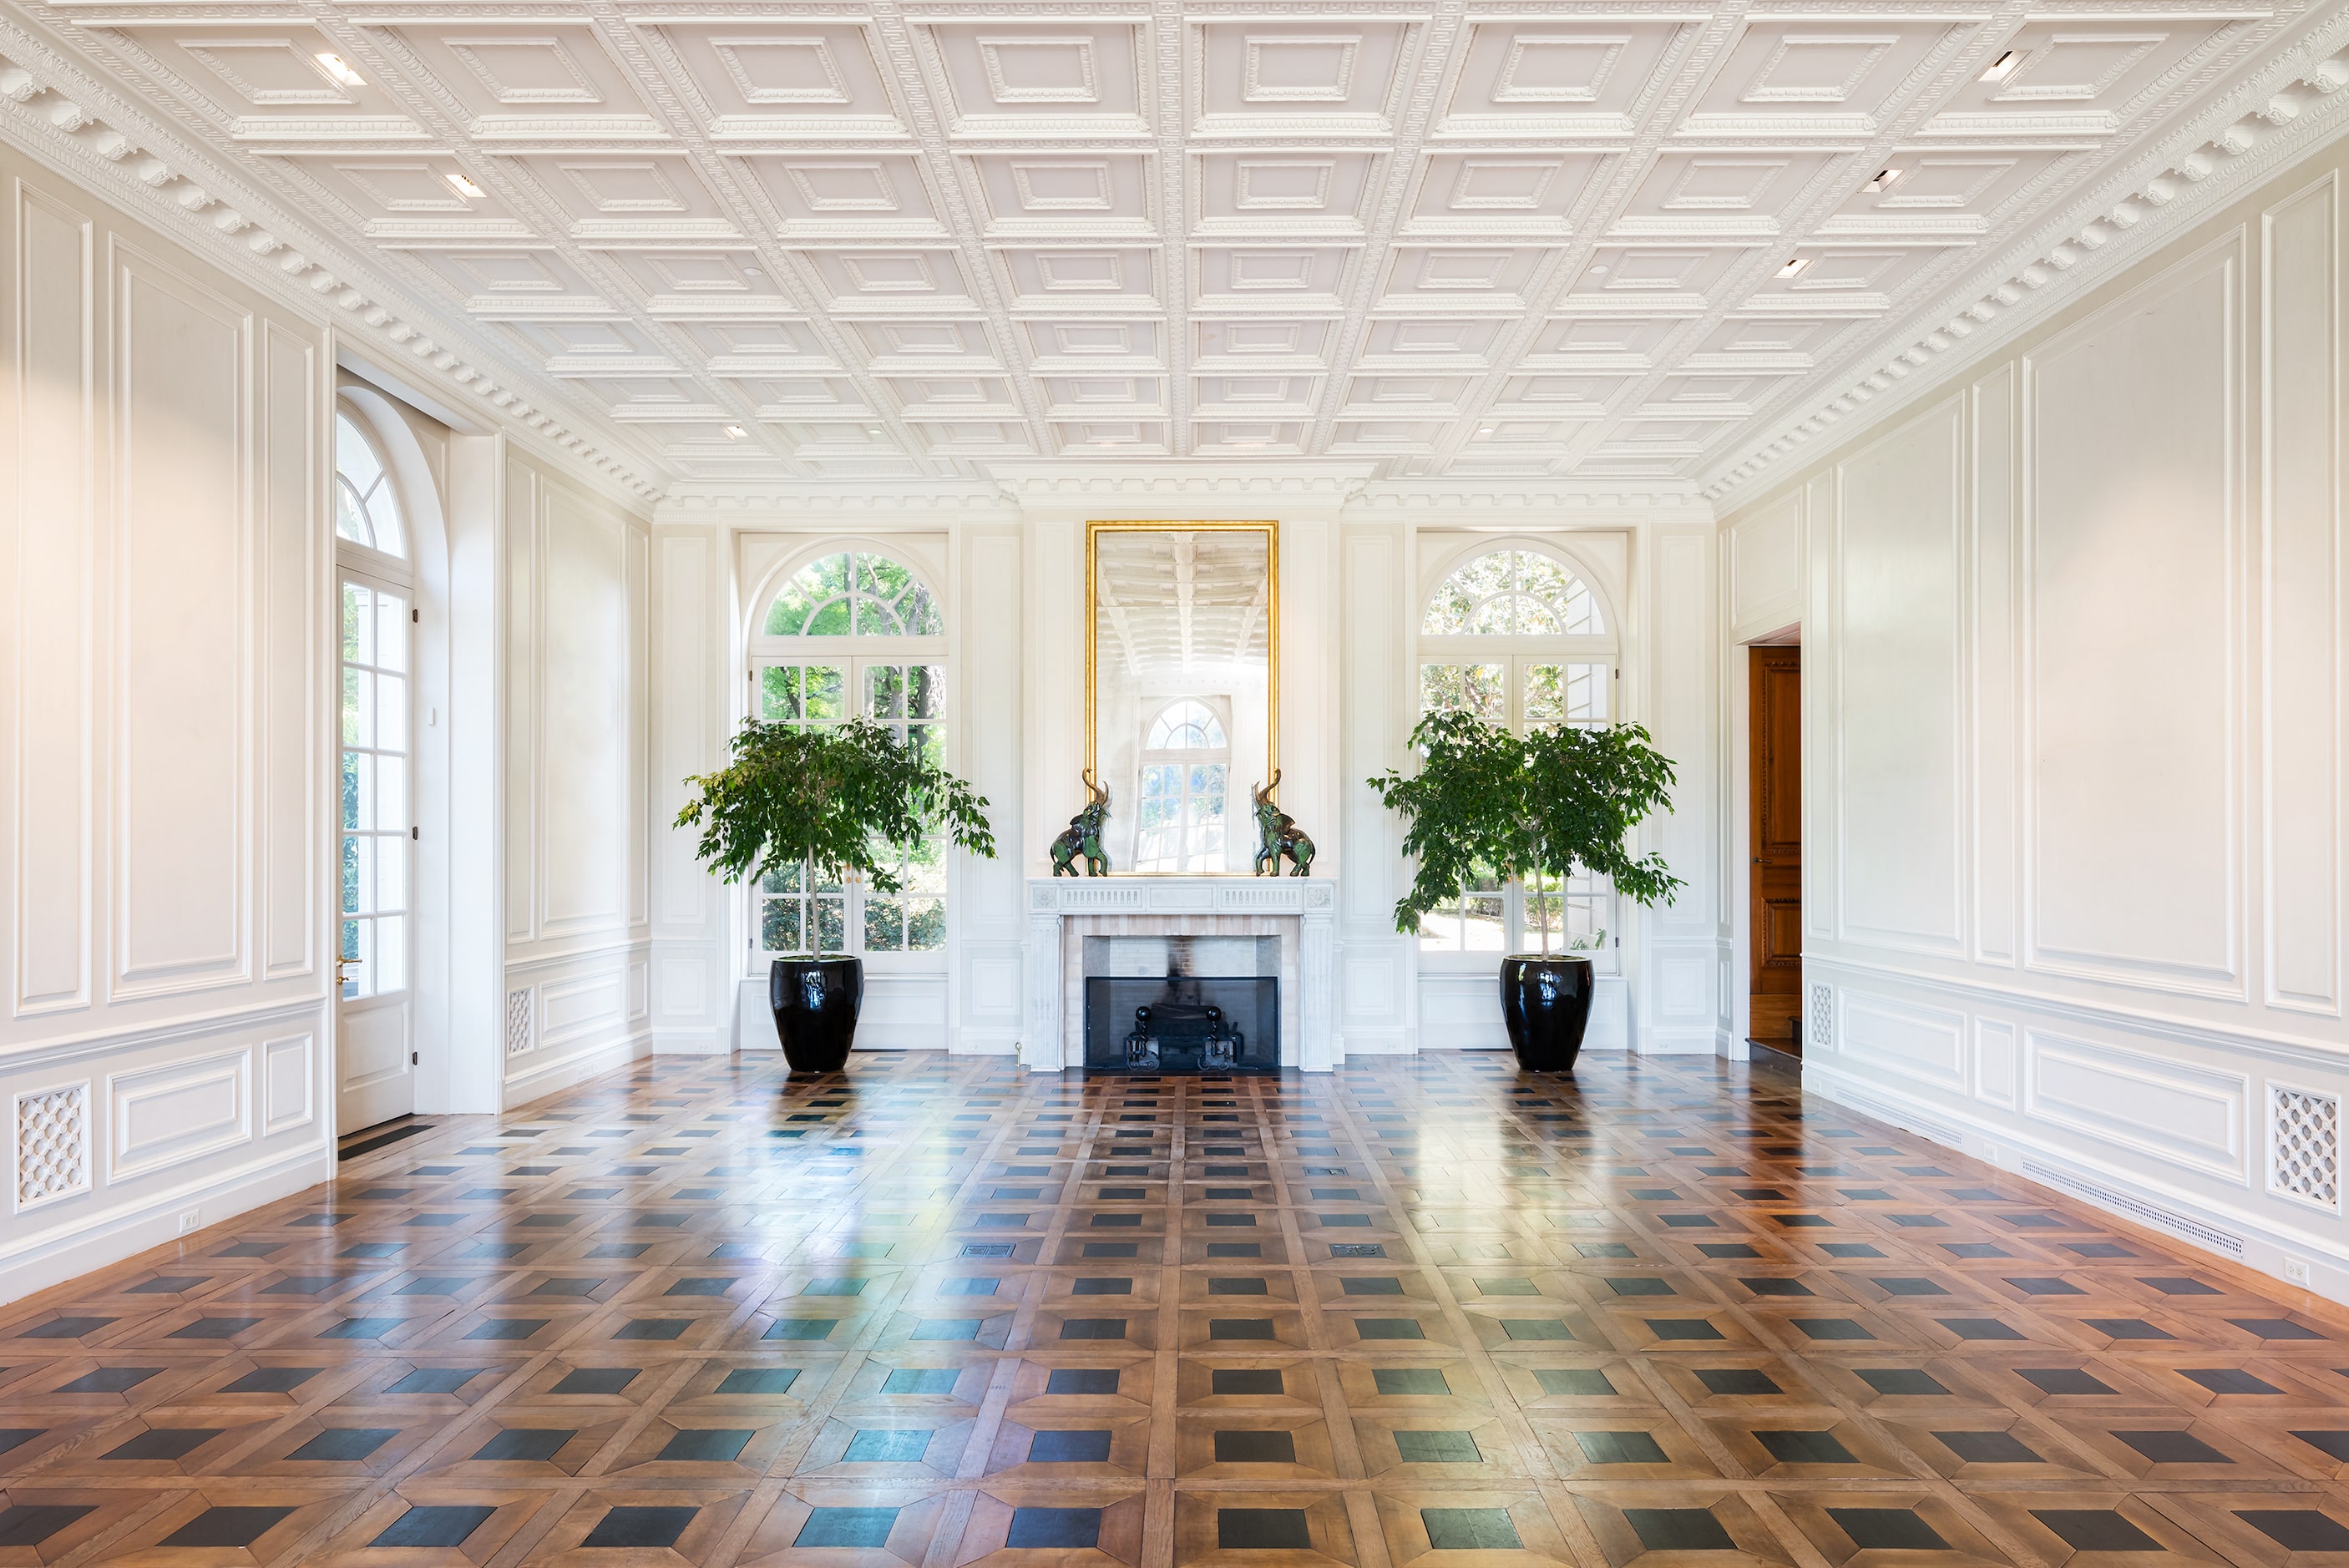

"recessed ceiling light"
[1980,49,2021,81]
[1588,264,1609,276]
[313,52,366,87]
[723,424,747,439]
[1865,168,1902,193]
[444,171,487,200]
[1778,257,1810,278]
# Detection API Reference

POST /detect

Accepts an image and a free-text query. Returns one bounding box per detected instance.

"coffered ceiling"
[10,0,2345,493]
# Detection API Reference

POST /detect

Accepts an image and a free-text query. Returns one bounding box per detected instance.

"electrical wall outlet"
[2286,1255,2313,1287]
[177,1209,200,1234]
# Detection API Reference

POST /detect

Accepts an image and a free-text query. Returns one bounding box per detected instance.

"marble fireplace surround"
[1025,878,1336,1071]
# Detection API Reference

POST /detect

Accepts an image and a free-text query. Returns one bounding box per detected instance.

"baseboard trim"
[504,1030,650,1105]
[0,1141,333,1308]
[1805,1062,2349,1310]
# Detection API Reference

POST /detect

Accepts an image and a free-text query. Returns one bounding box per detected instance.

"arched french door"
[333,402,418,1129]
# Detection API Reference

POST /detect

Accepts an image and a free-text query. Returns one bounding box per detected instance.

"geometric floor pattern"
[4,1050,2349,1566]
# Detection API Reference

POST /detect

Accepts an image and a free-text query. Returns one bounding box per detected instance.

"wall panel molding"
[2023,235,2245,999]
[11,182,95,1019]
[2260,170,2342,1015]
[2024,1029,2248,1182]
[109,239,252,1000]
[107,1045,251,1182]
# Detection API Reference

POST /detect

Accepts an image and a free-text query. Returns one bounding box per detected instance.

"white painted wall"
[500,453,655,1099]
[0,141,335,1298]
[1718,136,2349,1303]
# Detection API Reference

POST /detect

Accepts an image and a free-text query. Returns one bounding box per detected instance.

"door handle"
[334,957,364,985]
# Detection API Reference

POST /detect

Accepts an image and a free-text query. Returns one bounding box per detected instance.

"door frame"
[335,562,418,1130]
[1724,621,1801,1060]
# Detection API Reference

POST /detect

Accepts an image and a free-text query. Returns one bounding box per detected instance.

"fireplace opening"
[1083,975,1279,1074]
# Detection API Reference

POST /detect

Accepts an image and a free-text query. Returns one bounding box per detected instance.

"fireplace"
[1025,878,1336,1070]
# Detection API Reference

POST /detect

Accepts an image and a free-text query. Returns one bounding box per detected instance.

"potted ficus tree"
[676,717,995,1073]
[1371,708,1682,1071]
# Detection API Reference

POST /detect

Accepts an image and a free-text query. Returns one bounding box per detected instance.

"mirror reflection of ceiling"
[1096,533,1269,690]
[28,3,2346,495]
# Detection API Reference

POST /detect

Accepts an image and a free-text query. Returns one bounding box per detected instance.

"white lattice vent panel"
[2269,1085,2341,1211]
[507,988,536,1057]
[1810,984,1834,1050]
[16,1083,90,1211]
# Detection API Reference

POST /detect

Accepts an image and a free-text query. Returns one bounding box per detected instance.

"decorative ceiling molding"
[0,13,664,506]
[1702,24,2349,508]
[0,0,2338,498]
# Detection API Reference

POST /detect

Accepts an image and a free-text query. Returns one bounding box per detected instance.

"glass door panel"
[337,572,414,1130]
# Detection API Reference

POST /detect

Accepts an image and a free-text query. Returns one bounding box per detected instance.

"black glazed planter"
[1498,954,1594,1072]
[770,956,863,1073]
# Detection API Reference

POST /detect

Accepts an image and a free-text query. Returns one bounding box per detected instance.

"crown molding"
[0,17,665,507]
[649,468,1713,524]
[981,459,1387,512]
[655,483,1021,521]
[1349,481,1710,518]
[1698,23,2349,513]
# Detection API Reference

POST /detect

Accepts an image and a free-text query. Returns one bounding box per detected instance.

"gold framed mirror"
[1086,521,1278,875]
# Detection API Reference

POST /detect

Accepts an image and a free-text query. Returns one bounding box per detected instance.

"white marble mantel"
[1025,877,1337,1072]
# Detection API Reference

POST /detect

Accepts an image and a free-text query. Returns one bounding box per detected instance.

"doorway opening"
[1747,643,1802,1057]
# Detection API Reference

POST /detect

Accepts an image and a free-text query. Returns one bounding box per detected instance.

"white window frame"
[1415,541,1622,973]
[1133,696,1232,873]
[744,545,950,976]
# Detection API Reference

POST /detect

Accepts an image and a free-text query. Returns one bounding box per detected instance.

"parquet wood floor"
[4,1051,2348,1567]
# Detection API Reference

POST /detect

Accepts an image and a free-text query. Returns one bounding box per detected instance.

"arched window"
[334,411,406,558]
[748,546,949,963]
[1422,548,1602,636]
[1417,545,1617,963]
[764,549,941,638]
[1135,698,1229,873]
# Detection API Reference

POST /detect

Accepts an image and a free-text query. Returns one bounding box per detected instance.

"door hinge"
[411,607,418,623]
[412,826,419,840]
[410,1050,418,1065]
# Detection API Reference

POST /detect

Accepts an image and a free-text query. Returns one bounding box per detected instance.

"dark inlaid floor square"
[1625,1509,1734,1550]
[1830,1510,1949,1550]
[1216,1429,1297,1463]
[1030,1429,1112,1461]
[1008,1508,1101,1548]
[1425,1510,1521,1550]
[2032,1511,2159,1552]
[2240,1512,2349,1551]
[585,1506,700,1549]
[797,1508,898,1548]
[1579,1430,1668,1464]
[473,1427,573,1461]
[1218,1509,1312,1550]
[162,1507,294,1547]
[0,1505,95,1549]
[288,1427,397,1461]
[1755,1429,1855,1464]
[2114,1429,2230,1464]
[373,1505,496,1547]
[843,1429,929,1463]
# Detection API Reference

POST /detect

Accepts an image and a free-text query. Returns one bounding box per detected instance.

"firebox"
[1082,976,1279,1074]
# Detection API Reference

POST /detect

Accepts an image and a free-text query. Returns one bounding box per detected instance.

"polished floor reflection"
[3,1050,2348,1565]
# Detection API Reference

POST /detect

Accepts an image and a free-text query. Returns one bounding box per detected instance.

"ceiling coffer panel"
[41,0,2336,486]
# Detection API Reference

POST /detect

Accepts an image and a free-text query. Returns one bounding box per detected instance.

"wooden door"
[1749,645,1803,1047]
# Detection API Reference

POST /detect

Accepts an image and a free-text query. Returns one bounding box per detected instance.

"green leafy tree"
[677,719,995,953]
[1369,707,1682,951]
